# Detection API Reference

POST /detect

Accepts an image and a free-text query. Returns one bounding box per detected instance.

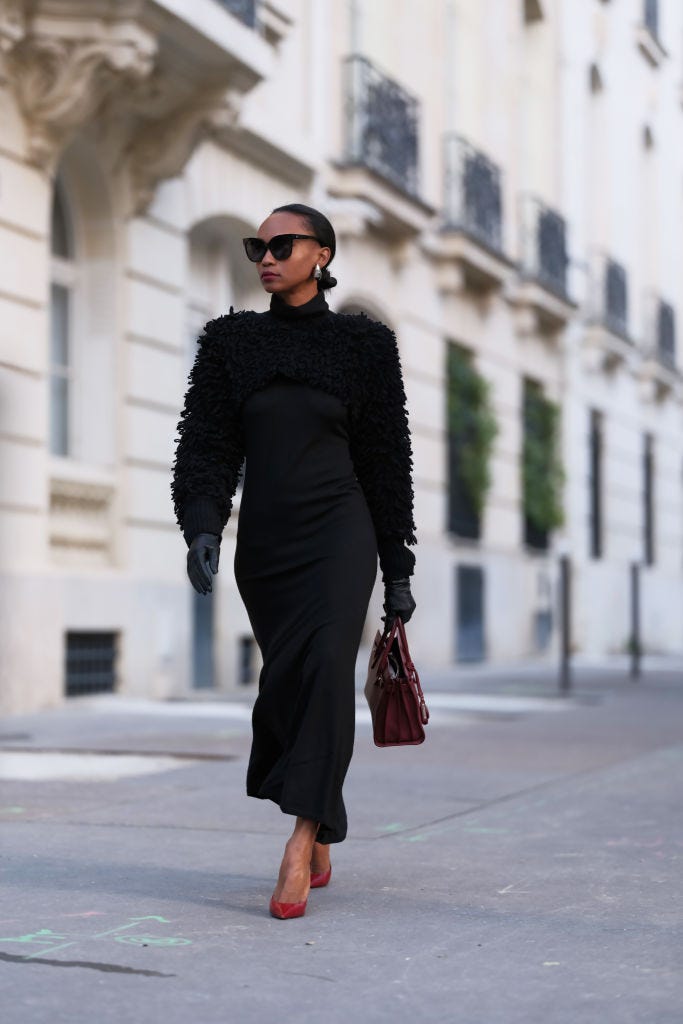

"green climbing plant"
[447,345,498,519]
[522,381,565,534]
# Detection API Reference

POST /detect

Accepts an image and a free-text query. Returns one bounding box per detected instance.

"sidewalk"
[1,668,682,1023]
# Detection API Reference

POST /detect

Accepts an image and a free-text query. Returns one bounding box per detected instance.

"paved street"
[1,665,682,1024]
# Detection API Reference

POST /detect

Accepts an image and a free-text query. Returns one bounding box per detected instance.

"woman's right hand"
[187,532,221,594]
[383,578,416,627]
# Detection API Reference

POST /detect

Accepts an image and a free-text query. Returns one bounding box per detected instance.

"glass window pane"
[50,284,69,368]
[51,185,72,259]
[49,374,69,456]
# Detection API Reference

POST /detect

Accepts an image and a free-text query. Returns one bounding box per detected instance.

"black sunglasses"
[242,233,320,263]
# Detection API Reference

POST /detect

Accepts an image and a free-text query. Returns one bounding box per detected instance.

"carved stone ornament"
[2,0,261,212]
[3,2,156,168]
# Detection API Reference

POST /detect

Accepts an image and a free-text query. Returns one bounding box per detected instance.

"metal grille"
[65,632,117,696]
[343,55,420,197]
[215,0,257,27]
[657,300,676,368]
[604,258,628,338]
[444,135,503,253]
[521,196,569,299]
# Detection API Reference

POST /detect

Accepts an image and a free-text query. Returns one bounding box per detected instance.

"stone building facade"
[0,0,681,713]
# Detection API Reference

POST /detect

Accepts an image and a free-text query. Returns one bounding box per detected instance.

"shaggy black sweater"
[171,291,417,582]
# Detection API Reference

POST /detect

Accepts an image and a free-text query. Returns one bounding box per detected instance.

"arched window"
[49,181,77,456]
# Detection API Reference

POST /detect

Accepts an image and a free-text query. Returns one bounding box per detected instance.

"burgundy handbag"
[364,616,429,747]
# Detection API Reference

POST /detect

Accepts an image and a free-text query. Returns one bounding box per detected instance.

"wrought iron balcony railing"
[215,0,257,29]
[655,298,676,369]
[343,55,420,198]
[443,134,503,254]
[590,255,629,339]
[520,196,569,300]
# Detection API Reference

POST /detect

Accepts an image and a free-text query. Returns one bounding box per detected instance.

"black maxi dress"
[171,290,417,845]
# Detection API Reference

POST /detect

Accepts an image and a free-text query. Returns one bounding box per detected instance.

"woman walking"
[171,204,417,919]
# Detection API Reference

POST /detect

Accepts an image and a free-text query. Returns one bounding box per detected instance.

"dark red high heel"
[269,896,307,919]
[309,866,332,889]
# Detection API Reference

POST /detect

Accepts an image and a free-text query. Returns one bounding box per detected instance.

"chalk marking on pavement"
[0,916,193,961]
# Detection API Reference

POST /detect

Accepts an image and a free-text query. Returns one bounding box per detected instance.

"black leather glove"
[383,577,416,628]
[187,532,221,595]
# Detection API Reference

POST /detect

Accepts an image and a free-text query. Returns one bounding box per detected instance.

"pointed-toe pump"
[269,896,307,920]
[309,866,332,889]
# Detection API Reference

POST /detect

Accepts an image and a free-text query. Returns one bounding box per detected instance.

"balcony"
[639,295,681,400]
[329,55,433,238]
[435,134,513,293]
[584,254,634,372]
[509,196,575,332]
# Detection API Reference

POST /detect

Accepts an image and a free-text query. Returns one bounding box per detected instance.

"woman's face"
[253,212,331,302]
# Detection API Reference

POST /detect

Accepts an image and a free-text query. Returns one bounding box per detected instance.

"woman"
[171,204,417,919]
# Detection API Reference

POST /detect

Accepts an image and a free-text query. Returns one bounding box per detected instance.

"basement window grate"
[65,632,118,697]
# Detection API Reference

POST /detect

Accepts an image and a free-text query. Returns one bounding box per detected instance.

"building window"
[522,379,564,551]
[643,434,655,566]
[656,299,676,368]
[446,344,498,541]
[523,0,544,23]
[49,183,77,456]
[65,632,117,696]
[604,259,628,338]
[238,635,256,685]
[455,565,485,662]
[589,410,604,559]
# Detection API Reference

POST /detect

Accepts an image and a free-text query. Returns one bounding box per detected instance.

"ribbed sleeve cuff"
[181,496,224,547]
[377,537,416,582]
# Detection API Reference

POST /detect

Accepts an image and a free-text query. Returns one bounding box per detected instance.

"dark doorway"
[456,565,485,662]
[192,588,214,689]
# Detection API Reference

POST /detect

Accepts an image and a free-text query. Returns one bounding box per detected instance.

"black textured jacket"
[171,291,417,581]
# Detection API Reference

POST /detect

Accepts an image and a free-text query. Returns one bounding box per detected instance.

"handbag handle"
[371,617,430,726]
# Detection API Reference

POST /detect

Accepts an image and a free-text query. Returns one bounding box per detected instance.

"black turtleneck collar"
[269,290,329,320]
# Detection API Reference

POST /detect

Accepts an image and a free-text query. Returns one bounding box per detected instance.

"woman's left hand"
[383,578,416,627]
